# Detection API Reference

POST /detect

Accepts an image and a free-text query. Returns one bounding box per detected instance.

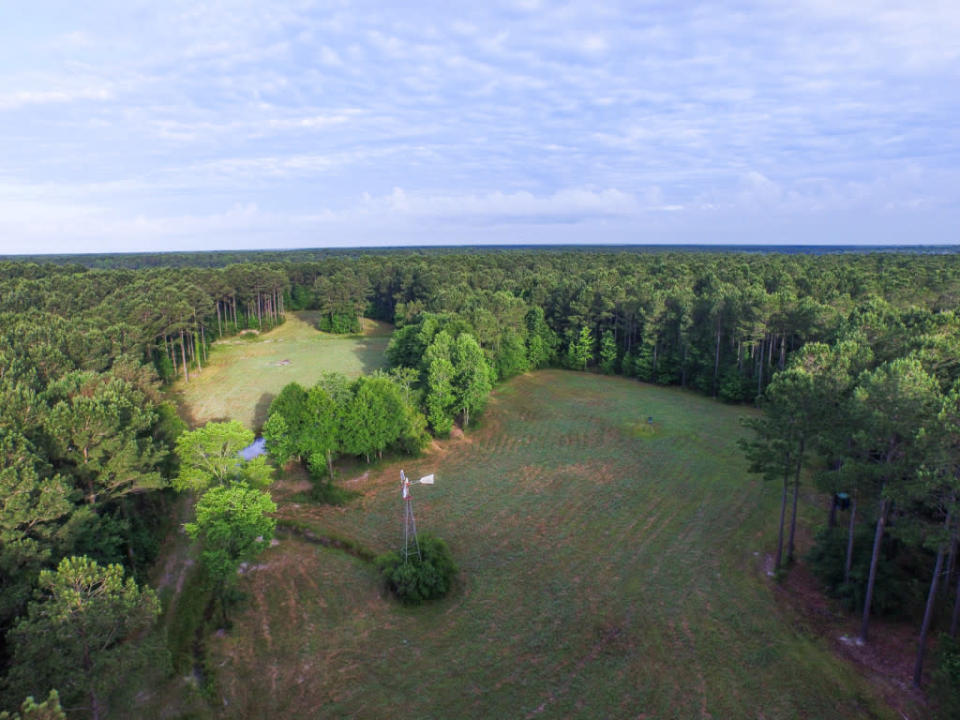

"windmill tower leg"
[400,470,424,563]
[404,496,421,562]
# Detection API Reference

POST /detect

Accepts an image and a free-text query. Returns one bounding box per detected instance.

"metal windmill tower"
[400,469,434,563]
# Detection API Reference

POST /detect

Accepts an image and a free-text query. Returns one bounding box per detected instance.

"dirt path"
[150,495,197,617]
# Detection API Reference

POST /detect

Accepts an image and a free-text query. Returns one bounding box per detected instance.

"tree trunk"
[120,499,136,565]
[681,342,688,387]
[779,333,786,369]
[90,685,102,720]
[232,294,238,330]
[951,567,960,637]
[775,471,788,572]
[787,442,804,563]
[83,641,101,720]
[844,495,857,585]
[946,530,958,601]
[216,301,222,337]
[195,331,202,371]
[326,449,334,481]
[257,291,262,329]
[713,322,721,397]
[914,512,950,686]
[757,342,764,400]
[201,325,207,361]
[179,329,189,382]
[859,496,889,643]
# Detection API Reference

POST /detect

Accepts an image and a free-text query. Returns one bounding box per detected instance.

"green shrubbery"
[375,533,458,604]
[317,313,361,334]
[307,473,361,506]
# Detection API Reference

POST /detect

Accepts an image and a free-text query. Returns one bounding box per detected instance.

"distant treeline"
[3,243,957,269]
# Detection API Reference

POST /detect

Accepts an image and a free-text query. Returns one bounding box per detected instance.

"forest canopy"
[3,246,960,714]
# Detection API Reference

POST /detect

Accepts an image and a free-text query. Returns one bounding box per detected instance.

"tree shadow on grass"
[174,396,230,430]
[349,335,391,375]
[252,392,275,432]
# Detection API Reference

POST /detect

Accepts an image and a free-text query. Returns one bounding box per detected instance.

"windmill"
[400,469,434,563]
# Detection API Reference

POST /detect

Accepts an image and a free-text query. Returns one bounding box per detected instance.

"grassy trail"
[209,371,896,719]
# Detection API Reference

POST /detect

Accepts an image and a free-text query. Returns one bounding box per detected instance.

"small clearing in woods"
[197,371,903,719]
[173,312,391,429]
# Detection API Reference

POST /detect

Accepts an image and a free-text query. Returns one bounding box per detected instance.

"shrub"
[309,479,359,506]
[305,463,359,505]
[375,533,458,604]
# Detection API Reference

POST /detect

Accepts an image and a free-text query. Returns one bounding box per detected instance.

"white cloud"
[0,87,112,111]
[378,187,649,221]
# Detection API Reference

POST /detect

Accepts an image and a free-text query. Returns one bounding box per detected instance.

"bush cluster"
[375,533,458,604]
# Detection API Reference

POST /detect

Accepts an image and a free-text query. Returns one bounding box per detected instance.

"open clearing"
[174,312,390,429]
[207,370,896,719]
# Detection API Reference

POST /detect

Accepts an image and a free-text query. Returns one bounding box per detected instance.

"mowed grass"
[208,370,896,720]
[174,312,391,429]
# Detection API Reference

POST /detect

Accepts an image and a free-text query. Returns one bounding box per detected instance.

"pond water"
[239,436,267,461]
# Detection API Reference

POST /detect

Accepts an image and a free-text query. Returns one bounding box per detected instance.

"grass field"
[202,370,896,720]
[173,312,391,429]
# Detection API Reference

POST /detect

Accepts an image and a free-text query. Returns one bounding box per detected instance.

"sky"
[0,0,958,253]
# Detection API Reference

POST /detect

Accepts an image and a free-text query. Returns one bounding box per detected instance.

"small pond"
[239,436,267,461]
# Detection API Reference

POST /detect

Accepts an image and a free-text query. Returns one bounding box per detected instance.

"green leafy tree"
[304,385,340,479]
[340,377,406,463]
[422,331,457,435]
[4,556,160,720]
[0,690,65,720]
[262,413,296,467]
[599,330,618,374]
[185,484,276,623]
[266,383,311,460]
[339,384,376,463]
[495,328,529,381]
[425,357,456,435]
[566,326,593,371]
[525,306,557,369]
[452,334,492,429]
[173,421,271,492]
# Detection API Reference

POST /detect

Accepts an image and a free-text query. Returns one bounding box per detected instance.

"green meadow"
[200,371,896,719]
[173,312,391,429]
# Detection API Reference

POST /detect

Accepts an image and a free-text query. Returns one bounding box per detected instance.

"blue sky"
[1,1,958,252]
